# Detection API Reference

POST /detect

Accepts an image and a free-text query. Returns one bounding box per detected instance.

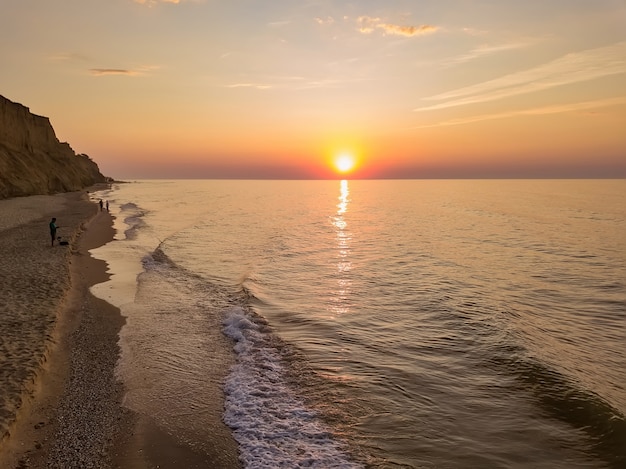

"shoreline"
[0,190,125,468]
[0,189,241,468]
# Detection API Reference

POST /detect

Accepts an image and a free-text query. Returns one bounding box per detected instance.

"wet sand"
[0,190,240,468]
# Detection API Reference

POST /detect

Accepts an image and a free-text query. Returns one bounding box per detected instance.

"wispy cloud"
[226,83,273,90]
[89,65,159,77]
[356,16,379,34]
[443,41,536,66]
[314,16,335,26]
[89,69,141,76]
[415,41,626,111]
[462,27,489,37]
[414,97,626,128]
[378,23,438,37]
[48,52,90,62]
[268,20,291,27]
[224,75,369,91]
[134,0,182,5]
[357,16,438,37]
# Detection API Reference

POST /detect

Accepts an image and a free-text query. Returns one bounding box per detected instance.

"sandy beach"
[0,188,124,468]
[0,189,241,469]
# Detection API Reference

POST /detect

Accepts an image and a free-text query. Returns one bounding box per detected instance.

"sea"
[90,179,626,469]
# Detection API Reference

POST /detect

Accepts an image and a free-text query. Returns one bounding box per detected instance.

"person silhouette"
[49,217,57,247]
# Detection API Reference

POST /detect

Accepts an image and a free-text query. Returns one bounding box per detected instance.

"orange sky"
[2,0,625,178]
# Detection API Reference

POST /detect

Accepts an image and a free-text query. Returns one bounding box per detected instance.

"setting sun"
[334,154,356,174]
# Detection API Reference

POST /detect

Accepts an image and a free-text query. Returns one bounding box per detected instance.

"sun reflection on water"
[331,180,352,316]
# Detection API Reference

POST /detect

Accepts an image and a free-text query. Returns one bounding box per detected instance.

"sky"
[2,0,625,179]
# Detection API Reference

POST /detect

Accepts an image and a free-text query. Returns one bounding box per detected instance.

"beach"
[0,188,241,469]
[0,188,121,468]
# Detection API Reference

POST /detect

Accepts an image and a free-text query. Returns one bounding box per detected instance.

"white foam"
[222,306,362,468]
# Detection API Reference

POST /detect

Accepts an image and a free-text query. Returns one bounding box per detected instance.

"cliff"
[0,95,107,199]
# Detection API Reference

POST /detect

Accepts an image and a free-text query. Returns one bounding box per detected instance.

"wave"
[222,305,363,469]
[118,201,147,240]
[140,243,363,467]
[436,300,625,467]
[517,358,625,467]
[488,334,626,468]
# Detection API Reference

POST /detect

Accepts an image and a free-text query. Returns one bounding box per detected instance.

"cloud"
[89,69,139,76]
[356,16,381,34]
[89,65,159,77]
[268,20,291,27]
[224,75,368,91]
[377,23,438,37]
[415,41,626,111]
[133,0,183,5]
[462,27,488,37]
[357,16,437,37]
[48,52,90,62]
[226,83,273,90]
[225,79,332,91]
[443,41,536,66]
[414,97,626,128]
[315,16,335,26]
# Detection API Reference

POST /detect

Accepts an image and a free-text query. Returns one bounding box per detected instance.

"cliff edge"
[0,95,107,199]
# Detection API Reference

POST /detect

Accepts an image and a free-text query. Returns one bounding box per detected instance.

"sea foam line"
[222,306,362,469]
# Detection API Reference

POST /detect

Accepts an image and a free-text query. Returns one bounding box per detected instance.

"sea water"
[90,179,626,468]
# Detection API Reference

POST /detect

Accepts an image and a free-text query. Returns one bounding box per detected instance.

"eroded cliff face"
[0,95,106,199]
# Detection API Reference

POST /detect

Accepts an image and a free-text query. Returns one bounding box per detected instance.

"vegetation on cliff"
[0,94,107,199]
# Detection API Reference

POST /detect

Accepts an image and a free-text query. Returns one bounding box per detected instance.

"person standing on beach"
[106,200,109,212]
[49,217,57,246]
[99,199,104,211]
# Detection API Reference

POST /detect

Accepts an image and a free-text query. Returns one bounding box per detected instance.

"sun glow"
[334,153,356,174]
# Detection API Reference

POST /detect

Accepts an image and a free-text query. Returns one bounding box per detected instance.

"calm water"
[91,180,626,469]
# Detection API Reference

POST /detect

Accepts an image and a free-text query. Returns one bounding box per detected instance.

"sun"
[334,153,356,174]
